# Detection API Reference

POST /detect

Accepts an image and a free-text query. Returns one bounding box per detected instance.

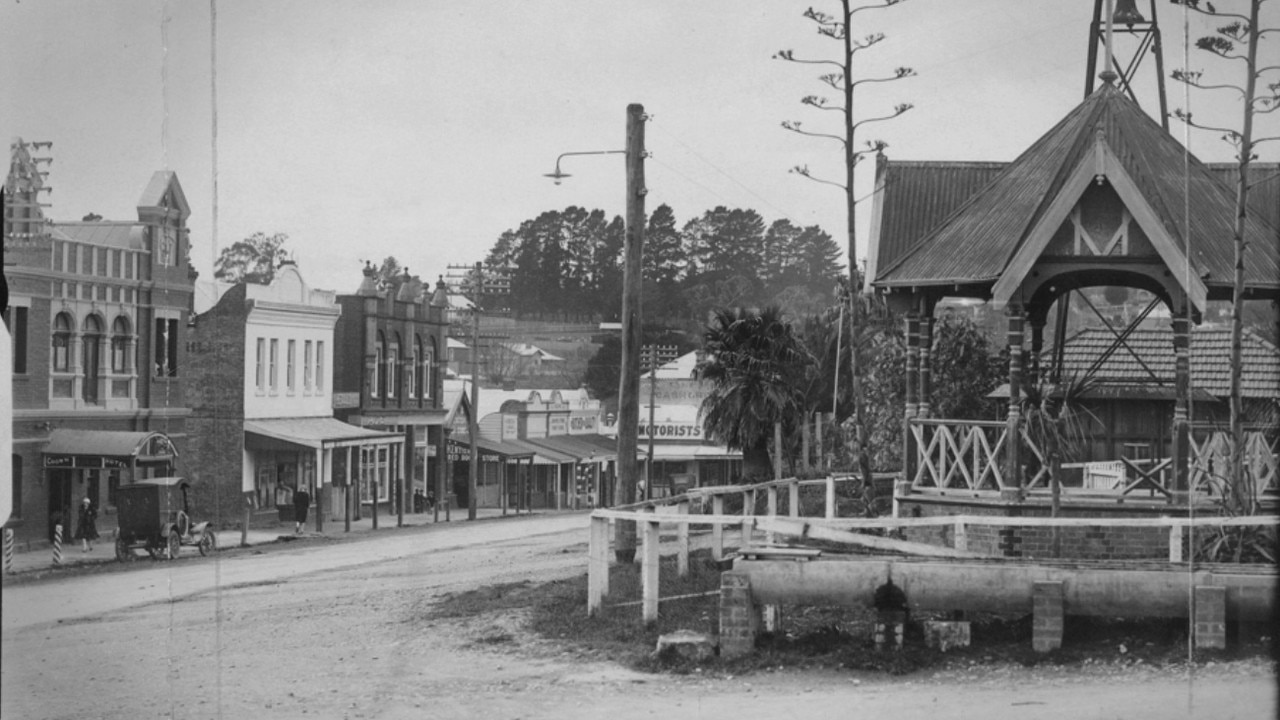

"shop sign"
[568,414,598,435]
[501,415,519,440]
[332,392,361,409]
[638,423,702,439]
[43,455,131,469]
[641,379,712,406]
[548,415,568,435]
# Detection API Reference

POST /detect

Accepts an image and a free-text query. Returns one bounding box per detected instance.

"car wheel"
[115,537,133,562]
[166,531,181,560]
[198,530,217,556]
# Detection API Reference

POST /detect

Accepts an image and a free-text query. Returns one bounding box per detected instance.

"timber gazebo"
[869,80,1280,515]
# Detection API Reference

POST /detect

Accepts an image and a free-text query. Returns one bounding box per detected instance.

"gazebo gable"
[990,131,1208,312]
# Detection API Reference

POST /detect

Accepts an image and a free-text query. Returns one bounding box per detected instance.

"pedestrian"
[293,485,311,535]
[76,497,99,552]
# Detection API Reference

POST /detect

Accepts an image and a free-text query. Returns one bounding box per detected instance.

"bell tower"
[1084,0,1169,130]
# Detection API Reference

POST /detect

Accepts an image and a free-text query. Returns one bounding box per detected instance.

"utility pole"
[468,262,481,521]
[644,345,657,503]
[615,103,646,563]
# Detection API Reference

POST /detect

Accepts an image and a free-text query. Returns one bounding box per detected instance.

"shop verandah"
[868,82,1280,515]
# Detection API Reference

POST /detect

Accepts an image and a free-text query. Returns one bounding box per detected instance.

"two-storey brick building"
[332,265,451,520]
[4,139,195,546]
[187,262,402,529]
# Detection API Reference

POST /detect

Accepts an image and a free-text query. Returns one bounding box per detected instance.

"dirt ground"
[2,513,1275,719]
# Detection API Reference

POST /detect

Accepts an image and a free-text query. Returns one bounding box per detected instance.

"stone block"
[923,620,971,652]
[719,573,758,658]
[1032,581,1064,653]
[655,630,716,662]
[1194,586,1226,650]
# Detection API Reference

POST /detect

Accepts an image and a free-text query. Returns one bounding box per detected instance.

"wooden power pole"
[614,103,646,563]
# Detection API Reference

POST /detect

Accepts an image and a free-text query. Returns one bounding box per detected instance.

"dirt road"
[2,513,1274,719]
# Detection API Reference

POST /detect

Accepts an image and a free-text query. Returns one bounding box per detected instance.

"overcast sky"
[3,1,1276,294]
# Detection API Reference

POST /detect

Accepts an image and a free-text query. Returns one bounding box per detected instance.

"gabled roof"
[1057,326,1280,399]
[873,84,1280,300]
[866,158,1006,288]
[137,171,190,220]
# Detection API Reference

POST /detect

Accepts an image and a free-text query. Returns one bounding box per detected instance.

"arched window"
[82,315,103,404]
[111,316,131,373]
[413,335,424,399]
[52,313,72,371]
[388,333,400,399]
[373,331,386,398]
[423,338,436,400]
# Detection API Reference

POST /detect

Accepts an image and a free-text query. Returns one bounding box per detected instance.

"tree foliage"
[1171,0,1278,515]
[214,231,289,284]
[489,204,843,325]
[697,306,809,478]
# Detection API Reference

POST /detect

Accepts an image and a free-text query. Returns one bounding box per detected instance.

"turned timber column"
[918,313,934,418]
[903,309,921,483]
[1171,311,1191,499]
[1028,318,1045,385]
[1005,305,1026,496]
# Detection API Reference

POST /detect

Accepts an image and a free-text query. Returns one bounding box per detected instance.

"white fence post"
[789,479,800,518]
[1169,524,1184,563]
[825,476,836,519]
[711,495,725,561]
[677,501,690,578]
[588,515,610,616]
[766,487,778,544]
[641,517,661,625]
[953,517,968,552]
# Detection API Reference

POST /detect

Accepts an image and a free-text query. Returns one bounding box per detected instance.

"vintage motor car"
[114,477,216,561]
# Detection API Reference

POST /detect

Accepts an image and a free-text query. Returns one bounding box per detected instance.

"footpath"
[2,505,552,577]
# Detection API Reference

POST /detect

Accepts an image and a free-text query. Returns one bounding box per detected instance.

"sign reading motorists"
[637,423,702,439]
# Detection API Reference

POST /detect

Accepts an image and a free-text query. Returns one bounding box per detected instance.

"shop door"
[47,469,74,541]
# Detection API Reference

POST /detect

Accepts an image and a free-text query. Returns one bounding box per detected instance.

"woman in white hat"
[76,496,100,552]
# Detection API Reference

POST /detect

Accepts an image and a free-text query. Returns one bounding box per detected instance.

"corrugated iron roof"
[1207,162,1280,232]
[874,84,1280,295]
[1056,326,1280,399]
[867,158,1005,285]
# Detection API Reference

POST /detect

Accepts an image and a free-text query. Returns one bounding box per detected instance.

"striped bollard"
[53,523,64,567]
[3,528,14,574]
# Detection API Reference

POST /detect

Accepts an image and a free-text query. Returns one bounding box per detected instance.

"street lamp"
[544,150,625,185]
[546,104,646,563]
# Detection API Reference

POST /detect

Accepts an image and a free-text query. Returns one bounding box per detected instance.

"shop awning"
[447,434,536,462]
[569,433,620,461]
[641,444,743,462]
[43,429,177,469]
[245,417,404,450]
[350,410,449,427]
[501,438,577,465]
[524,435,616,463]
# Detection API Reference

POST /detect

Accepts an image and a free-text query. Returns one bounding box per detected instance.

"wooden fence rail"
[587,483,1279,623]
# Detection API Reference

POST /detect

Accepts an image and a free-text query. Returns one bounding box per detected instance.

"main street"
[2,512,1274,720]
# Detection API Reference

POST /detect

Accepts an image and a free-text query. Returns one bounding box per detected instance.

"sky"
[3,0,1277,295]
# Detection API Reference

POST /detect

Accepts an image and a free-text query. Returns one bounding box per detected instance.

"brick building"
[332,265,451,520]
[186,262,402,529]
[3,139,195,546]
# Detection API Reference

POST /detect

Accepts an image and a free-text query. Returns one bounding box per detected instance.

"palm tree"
[697,306,809,479]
